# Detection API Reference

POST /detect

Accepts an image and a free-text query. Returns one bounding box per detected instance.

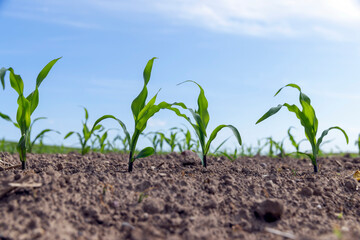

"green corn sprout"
[355,134,360,156]
[287,127,306,157]
[158,128,181,152]
[255,139,266,156]
[264,137,275,157]
[0,58,61,169]
[273,138,286,158]
[94,128,117,153]
[27,117,60,153]
[145,132,161,153]
[170,80,242,167]
[112,134,130,153]
[212,136,230,155]
[256,83,348,173]
[181,128,195,151]
[221,147,238,162]
[64,107,103,155]
[89,57,187,172]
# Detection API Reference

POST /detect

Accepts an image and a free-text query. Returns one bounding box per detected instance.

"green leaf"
[0,67,7,90]
[316,126,349,152]
[83,107,89,121]
[143,57,157,85]
[131,87,148,120]
[0,112,14,123]
[135,147,154,160]
[31,129,60,147]
[205,124,242,155]
[178,80,210,128]
[137,89,160,121]
[274,83,301,96]
[131,58,157,120]
[213,136,230,154]
[256,104,282,124]
[64,131,75,139]
[26,88,39,114]
[91,115,131,144]
[9,70,24,95]
[16,95,31,133]
[36,57,61,88]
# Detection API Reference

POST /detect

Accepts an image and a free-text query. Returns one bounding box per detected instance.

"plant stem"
[128,151,133,172]
[21,161,26,170]
[202,155,207,168]
[313,164,318,173]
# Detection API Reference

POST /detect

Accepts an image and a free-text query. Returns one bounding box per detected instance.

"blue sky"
[0,0,360,153]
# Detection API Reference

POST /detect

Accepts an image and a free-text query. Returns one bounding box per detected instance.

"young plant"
[64,107,103,155]
[273,138,286,158]
[170,81,242,167]
[26,117,60,153]
[90,57,186,172]
[355,134,360,156]
[181,128,196,151]
[287,127,306,157]
[158,127,181,152]
[112,134,130,153]
[221,147,238,162]
[256,83,348,173]
[0,58,61,169]
[144,131,163,153]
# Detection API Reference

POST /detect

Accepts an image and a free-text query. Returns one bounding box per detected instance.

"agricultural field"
[0,58,359,240]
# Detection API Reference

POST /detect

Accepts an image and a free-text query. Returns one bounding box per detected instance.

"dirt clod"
[254,199,284,223]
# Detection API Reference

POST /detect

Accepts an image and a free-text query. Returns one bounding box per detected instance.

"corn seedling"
[212,136,231,155]
[144,132,162,153]
[221,147,238,162]
[94,128,117,153]
[179,127,196,151]
[112,134,130,153]
[170,80,242,167]
[64,107,103,155]
[355,134,360,156]
[287,127,306,157]
[89,58,188,172]
[256,83,348,173]
[273,138,286,158]
[254,139,265,156]
[26,117,60,153]
[264,137,275,157]
[158,127,182,152]
[0,57,61,169]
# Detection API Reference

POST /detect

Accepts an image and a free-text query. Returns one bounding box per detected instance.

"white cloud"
[147,0,360,38]
[3,0,360,39]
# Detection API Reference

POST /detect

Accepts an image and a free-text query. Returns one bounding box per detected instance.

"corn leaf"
[26,88,39,114]
[316,126,349,152]
[205,124,242,155]
[31,129,60,147]
[0,67,6,89]
[135,147,154,160]
[131,58,156,119]
[92,115,131,144]
[9,70,24,95]
[256,104,282,124]
[16,95,31,133]
[36,57,62,88]
[64,131,75,139]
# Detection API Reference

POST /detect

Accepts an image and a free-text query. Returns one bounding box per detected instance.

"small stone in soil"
[254,199,284,223]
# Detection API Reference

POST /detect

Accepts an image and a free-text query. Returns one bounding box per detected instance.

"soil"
[0,151,360,240]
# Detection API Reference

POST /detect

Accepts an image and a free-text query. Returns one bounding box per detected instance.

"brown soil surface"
[0,151,360,240]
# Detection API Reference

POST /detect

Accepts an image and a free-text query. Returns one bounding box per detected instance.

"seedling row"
[0,58,355,173]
